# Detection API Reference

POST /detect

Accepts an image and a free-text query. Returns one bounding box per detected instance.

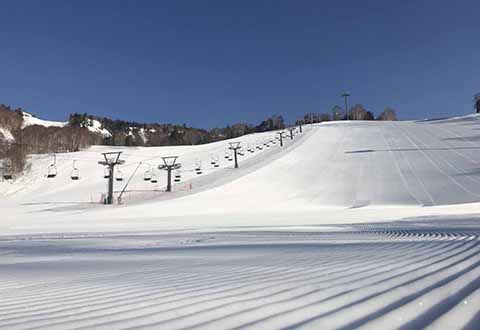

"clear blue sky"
[1,0,479,128]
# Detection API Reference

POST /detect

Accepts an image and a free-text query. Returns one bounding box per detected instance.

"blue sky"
[1,0,479,128]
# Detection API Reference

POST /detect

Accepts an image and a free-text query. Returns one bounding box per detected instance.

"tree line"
[297,105,397,125]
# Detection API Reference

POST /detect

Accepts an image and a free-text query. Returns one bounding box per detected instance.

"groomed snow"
[2,115,480,329]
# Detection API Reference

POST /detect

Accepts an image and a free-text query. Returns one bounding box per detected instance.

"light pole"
[98,152,125,204]
[341,91,350,120]
[158,156,181,192]
[228,142,242,168]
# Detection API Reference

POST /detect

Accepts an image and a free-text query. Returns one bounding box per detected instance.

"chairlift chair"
[195,160,202,175]
[174,170,181,182]
[150,172,158,183]
[116,169,124,181]
[47,164,57,178]
[70,160,79,180]
[70,168,79,180]
[144,169,151,181]
[2,160,13,180]
[104,167,111,179]
[47,154,57,178]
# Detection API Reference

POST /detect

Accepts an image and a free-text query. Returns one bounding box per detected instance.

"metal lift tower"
[98,152,125,204]
[158,156,182,192]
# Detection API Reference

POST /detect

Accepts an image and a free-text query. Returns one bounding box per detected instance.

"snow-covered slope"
[83,118,112,137]
[0,127,14,143]
[3,115,480,216]
[1,115,480,233]
[21,112,67,129]
[2,115,480,330]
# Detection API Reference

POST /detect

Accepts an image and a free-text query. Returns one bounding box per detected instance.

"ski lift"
[47,154,57,178]
[151,171,158,183]
[224,150,230,159]
[210,155,216,166]
[213,155,220,167]
[104,166,111,179]
[144,169,151,181]
[174,170,181,182]
[195,160,202,174]
[2,159,13,180]
[70,160,79,180]
[116,168,124,181]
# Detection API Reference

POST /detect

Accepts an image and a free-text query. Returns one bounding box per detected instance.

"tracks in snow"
[1,219,480,330]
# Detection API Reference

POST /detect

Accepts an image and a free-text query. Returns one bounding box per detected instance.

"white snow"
[83,118,112,138]
[0,127,14,143]
[1,115,480,329]
[139,128,147,143]
[21,112,67,129]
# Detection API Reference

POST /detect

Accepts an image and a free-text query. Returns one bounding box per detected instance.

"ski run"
[2,115,480,329]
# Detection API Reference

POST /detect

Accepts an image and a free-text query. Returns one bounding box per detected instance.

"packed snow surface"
[2,115,480,329]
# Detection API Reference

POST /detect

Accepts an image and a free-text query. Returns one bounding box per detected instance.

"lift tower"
[158,156,181,192]
[277,131,287,147]
[288,128,295,140]
[228,142,242,169]
[98,152,125,204]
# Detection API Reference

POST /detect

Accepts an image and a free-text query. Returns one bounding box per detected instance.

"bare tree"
[377,107,398,121]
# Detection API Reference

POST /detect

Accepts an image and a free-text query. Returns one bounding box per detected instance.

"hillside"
[0,104,286,175]
[2,115,480,330]
[2,114,480,234]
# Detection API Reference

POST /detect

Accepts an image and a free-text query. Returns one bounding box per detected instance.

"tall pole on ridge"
[341,91,350,120]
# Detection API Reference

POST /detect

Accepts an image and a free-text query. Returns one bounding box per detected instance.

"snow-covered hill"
[2,115,480,330]
[21,111,67,129]
[1,114,480,234]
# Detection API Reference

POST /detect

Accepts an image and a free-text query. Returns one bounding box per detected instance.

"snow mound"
[21,112,67,129]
